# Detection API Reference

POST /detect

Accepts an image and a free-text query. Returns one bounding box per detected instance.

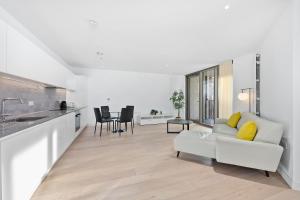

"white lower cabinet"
[137,114,175,125]
[80,107,88,132]
[1,112,75,200]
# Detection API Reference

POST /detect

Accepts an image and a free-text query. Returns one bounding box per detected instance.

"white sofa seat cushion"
[216,135,284,172]
[215,118,228,124]
[212,124,237,136]
[174,130,216,159]
[237,113,283,144]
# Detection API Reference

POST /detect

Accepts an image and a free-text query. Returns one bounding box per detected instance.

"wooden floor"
[32,124,300,200]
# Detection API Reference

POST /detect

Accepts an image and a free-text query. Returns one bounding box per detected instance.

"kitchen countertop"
[0,106,87,140]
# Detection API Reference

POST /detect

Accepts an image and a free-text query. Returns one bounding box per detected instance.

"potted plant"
[170,89,184,119]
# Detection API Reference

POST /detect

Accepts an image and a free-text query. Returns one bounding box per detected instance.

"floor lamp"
[238,88,253,112]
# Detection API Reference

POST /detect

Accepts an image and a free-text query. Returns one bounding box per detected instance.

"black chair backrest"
[101,106,111,119]
[94,108,102,122]
[119,108,131,123]
[126,105,134,119]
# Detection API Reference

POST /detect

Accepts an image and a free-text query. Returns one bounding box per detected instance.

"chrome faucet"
[0,98,24,122]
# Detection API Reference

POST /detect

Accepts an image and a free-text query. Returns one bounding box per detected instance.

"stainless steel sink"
[15,116,48,122]
[3,116,48,123]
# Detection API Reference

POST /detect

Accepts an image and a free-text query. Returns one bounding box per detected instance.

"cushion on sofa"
[174,130,216,159]
[213,124,237,136]
[237,112,252,129]
[227,112,241,128]
[236,121,257,141]
[237,113,283,144]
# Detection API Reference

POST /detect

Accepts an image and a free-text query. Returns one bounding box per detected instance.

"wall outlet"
[281,137,289,150]
[28,101,34,106]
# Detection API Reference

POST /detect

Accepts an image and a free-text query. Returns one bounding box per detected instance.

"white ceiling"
[0,0,288,74]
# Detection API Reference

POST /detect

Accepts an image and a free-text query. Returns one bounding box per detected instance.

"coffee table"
[167,119,193,134]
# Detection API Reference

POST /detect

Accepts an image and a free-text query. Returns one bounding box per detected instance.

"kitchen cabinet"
[66,72,76,91]
[5,24,73,88]
[80,107,88,129]
[66,75,88,107]
[6,25,65,87]
[0,18,6,73]
[78,107,88,135]
[1,112,75,200]
[0,15,75,89]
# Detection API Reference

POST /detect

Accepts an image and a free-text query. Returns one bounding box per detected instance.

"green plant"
[170,89,184,118]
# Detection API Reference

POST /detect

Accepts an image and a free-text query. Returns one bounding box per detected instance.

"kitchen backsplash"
[0,76,66,116]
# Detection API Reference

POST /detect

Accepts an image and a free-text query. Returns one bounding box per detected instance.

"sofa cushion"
[213,124,237,136]
[227,112,241,128]
[237,113,283,144]
[236,121,257,141]
[237,113,252,129]
[174,130,216,159]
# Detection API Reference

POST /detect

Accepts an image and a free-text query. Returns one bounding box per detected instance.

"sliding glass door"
[186,66,219,126]
[200,67,218,125]
[187,74,200,121]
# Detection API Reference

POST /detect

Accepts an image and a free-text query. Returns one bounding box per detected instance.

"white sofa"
[174,113,284,176]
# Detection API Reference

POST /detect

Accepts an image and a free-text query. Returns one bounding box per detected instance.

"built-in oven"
[75,111,81,132]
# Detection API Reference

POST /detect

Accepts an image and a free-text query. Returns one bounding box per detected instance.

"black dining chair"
[101,106,115,131]
[126,105,135,128]
[94,108,114,137]
[116,107,133,135]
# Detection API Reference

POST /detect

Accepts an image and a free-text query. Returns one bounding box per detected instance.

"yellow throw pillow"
[227,112,241,128]
[236,121,257,141]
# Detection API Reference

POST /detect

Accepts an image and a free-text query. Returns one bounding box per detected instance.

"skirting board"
[278,164,293,187]
[278,163,300,191]
[293,180,300,191]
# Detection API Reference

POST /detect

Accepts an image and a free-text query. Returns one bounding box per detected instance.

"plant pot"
[176,109,181,119]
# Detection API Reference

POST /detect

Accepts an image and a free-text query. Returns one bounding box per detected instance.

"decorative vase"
[176,109,181,119]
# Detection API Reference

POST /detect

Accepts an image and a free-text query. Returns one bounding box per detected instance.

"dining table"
[110,111,123,133]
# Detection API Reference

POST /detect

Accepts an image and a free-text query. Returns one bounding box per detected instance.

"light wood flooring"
[31,124,300,200]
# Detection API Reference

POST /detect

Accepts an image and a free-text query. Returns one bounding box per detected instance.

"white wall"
[292,0,300,190]
[232,53,256,113]
[83,69,184,124]
[259,1,300,190]
[259,4,293,183]
[229,1,300,190]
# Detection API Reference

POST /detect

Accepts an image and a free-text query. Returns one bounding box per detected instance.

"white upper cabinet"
[0,14,75,88]
[66,75,88,107]
[5,24,72,88]
[66,71,76,91]
[0,18,6,73]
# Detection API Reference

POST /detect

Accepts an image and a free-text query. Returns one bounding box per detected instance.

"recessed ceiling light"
[89,19,97,25]
[224,4,230,10]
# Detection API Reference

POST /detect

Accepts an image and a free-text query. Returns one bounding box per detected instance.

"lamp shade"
[238,92,249,101]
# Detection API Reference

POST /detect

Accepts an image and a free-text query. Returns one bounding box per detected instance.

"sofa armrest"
[216,136,283,172]
[215,118,227,124]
